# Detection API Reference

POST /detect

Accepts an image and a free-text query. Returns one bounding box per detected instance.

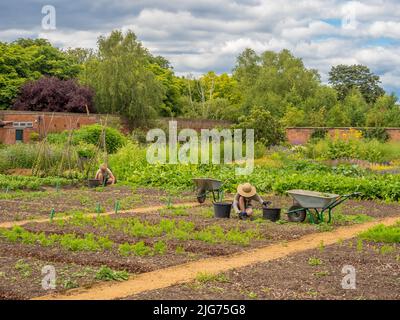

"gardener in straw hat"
[95,163,116,186]
[233,183,270,220]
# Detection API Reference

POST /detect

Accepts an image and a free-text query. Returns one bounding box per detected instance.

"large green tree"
[233,49,320,119]
[0,38,81,109]
[328,64,385,104]
[81,30,164,125]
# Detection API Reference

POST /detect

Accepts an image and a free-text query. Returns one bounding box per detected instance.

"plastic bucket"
[88,179,101,188]
[263,208,281,222]
[213,202,232,218]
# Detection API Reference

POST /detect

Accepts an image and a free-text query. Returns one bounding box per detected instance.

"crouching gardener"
[233,183,269,219]
[95,163,116,186]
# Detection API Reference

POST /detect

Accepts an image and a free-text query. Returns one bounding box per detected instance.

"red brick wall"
[158,118,232,132]
[0,111,100,144]
[286,127,400,144]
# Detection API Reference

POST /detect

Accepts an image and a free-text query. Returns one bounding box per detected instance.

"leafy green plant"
[195,272,229,284]
[359,223,400,243]
[379,244,395,255]
[118,241,153,256]
[308,257,323,266]
[95,266,129,281]
[14,259,31,277]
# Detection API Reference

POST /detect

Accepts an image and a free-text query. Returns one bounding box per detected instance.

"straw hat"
[237,183,257,198]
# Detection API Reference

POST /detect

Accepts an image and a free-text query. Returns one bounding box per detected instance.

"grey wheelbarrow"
[192,178,224,203]
[286,189,361,224]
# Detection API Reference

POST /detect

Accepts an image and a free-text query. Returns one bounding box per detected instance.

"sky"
[1,0,400,96]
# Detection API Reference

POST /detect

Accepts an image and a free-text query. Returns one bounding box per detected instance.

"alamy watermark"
[41,5,56,30]
[341,2,359,30]
[146,121,254,175]
[341,264,356,289]
[41,265,56,290]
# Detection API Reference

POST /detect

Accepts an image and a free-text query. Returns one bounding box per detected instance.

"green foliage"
[48,124,127,154]
[81,30,163,125]
[118,241,153,256]
[361,128,390,143]
[332,213,373,225]
[234,49,320,119]
[304,133,400,163]
[195,272,229,284]
[0,174,77,190]
[310,128,328,141]
[0,39,81,109]
[234,106,286,146]
[328,64,385,104]
[0,226,112,251]
[95,266,129,281]
[14,259,31,277]
[0,143,38,171]
[282,105,305,127]
[359,223,400,243]
[308,257,323,266]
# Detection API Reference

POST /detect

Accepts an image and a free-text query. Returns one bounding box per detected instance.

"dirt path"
[34,215,400,300]
[0,201,202,229]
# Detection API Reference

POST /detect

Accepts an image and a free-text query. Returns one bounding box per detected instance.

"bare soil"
[129,239,400,300]
[0,186,193,222]
[0,255,101,300]
[33,216,399,300]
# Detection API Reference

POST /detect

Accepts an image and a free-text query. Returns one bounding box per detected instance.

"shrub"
[13,76,95,113]
[310,128,328,141]
[48,124,127,154]
[361,128,390,143]
[29,132,40,142]
[76,142,97,159]
[234,106,286,147]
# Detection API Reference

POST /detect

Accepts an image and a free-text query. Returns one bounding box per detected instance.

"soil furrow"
[33,215,400,300]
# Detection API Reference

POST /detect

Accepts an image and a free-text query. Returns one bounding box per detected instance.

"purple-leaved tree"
[12,77,96,113]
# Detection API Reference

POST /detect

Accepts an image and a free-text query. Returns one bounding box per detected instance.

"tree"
[82,30,163,126]
[233,49,320,119]
[366,94,399,127]
[0,39,81,109]
[148,59,184,117]
[328,64,385,104]
[12,76,95,113]
[235,106,285,146]
[281,105,305,127]
[342,88,368,126]
[326,104,351,127]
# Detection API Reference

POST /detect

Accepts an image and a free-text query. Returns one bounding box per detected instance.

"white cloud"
[1,0,400,93]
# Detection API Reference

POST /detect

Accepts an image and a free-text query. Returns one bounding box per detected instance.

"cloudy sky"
[1,0,400,95]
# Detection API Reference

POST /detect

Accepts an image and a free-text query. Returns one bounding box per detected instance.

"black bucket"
[263,208,281,222]
[88,179,101,188]
[213,202,232,218]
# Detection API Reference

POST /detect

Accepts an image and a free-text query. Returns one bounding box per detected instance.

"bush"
[234,106,286,147]
[76,142,97,159]
[13,76,95,113]
[29,132,40,142]
[310,128,328,141]
[48,124,127,154]
[361,128,390,143]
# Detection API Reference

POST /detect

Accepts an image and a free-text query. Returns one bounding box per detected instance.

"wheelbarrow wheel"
[287,205,307,222]
[197,195,207,204]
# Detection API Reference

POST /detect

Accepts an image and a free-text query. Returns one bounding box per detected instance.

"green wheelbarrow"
[286,189,361,224]
[192,178,224,204]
